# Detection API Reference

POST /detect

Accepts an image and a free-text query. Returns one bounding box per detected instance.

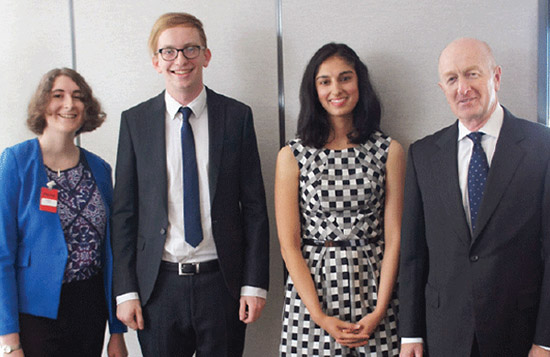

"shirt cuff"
[401,337,423,344]
[116,292,140,305]
[240,286,267,299]
[538,345,550,351]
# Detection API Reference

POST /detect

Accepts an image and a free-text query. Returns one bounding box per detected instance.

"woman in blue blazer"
[0,68,126,356]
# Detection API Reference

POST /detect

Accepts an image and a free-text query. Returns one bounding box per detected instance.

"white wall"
[0,2,74,148]
[281,0,539,149]
[0,1,541,356]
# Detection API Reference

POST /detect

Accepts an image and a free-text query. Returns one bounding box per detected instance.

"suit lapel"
[206,87,225,204]
[432,122,472,246]
[82,149,112,216]
[143,92,169,217]
[472,109,524,243]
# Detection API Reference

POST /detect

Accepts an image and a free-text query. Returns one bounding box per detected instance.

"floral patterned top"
[45,152,106,283]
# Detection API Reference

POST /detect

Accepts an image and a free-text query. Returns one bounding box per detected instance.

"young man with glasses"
[111,12,269,356]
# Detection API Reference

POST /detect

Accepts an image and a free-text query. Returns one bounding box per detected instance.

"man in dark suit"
[399,38,550,357]
[111,12,269,356]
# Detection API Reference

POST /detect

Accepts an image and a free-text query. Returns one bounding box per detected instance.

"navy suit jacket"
[111,88,269,304]
[0,139,125,335]
[399,108,550,356]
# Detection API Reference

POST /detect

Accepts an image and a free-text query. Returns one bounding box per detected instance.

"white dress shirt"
[163,87,217,263]
[117,86,266,304]
[457,104,502,231]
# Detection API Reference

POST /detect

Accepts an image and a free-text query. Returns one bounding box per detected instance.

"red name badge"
[40,187,58,213]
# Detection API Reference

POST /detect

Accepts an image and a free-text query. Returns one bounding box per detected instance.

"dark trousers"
[19,273,108,357]
[471,335,480,357]
[137,268,246,357]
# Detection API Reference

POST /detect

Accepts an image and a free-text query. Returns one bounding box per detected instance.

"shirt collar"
[165,86,207,120]
[458,104,504,141]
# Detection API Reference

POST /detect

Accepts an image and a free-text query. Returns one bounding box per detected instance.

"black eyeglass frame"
[157,46,206,61]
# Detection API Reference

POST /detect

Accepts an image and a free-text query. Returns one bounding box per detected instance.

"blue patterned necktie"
[467,132,489,231]
[179,107,203,247]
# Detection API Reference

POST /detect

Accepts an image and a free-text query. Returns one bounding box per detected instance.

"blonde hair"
[148,12,207,56]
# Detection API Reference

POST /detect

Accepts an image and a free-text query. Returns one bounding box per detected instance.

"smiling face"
[43,75,85,137]
[315,55,359,122]
[438,38,501,130]
[152,25,211,103]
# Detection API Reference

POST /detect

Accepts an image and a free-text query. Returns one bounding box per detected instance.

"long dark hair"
[297,43,381,148]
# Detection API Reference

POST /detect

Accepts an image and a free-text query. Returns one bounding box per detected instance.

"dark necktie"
[179,107,203,247]
[467,132,489,231]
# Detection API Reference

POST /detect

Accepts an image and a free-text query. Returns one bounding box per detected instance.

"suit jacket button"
[470,255,479,262]
[160,228,166,235]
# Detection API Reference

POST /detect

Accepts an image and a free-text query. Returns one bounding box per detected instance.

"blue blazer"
[0,139,125,335]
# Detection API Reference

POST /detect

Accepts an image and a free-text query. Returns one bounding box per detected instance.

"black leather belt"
[160,260,219,276]
[302,238,370,247]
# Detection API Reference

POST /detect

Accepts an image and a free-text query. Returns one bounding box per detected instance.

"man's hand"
[400,342,423,357]
[116,299,144,330]
[529,344,550,357]
[107,333,128,357]
[239,296,266,324]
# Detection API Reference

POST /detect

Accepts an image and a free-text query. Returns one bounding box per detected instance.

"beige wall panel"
[282,0,539,149]
[0,1,542,356]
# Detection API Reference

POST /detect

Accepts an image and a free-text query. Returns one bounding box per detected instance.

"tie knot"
[179,107,192,122]
[467,132,484,145]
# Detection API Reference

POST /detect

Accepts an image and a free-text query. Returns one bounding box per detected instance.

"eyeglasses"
[157,46,205,61]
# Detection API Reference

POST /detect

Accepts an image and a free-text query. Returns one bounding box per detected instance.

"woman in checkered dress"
[275,43,405,356]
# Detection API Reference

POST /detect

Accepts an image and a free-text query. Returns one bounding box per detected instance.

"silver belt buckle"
[178,262,199,276]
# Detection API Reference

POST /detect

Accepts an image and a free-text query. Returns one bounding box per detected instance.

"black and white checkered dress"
[280,131,399,356]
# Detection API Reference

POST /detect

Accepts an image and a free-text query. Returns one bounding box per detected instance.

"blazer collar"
[31,138,50,189]
[432,122,472,246]
[205,87,225,204]
[80,148,112,214]
[472,107,525,243]
[147,91,169,217]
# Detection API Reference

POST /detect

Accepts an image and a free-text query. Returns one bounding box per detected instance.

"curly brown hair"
[27,68,106,135]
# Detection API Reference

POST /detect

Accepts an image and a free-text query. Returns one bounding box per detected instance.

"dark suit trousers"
[19,273,107,357]
[138,266,246,357]
[471,335,480,357]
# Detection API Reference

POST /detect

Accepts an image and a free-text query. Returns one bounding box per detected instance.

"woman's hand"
[0,333,24,357]
[3,349,24,357]
[317,315,364,347]
[340,311,384,348]
[107,333,128,357]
